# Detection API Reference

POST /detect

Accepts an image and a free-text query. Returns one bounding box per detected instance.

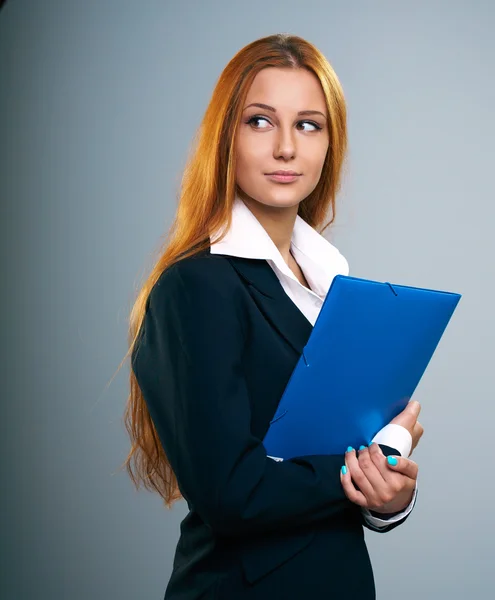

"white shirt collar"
[210,195,349,298]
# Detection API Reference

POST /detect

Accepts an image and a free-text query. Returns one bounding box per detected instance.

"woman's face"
[235,67,330,210]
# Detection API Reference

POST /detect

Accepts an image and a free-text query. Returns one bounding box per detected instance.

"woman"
[124,34,423,599]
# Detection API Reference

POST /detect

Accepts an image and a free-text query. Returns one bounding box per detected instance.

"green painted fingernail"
[359,445,367,450]
[346,446,354,452]
[387,456,398,466]
[341,465,347,475]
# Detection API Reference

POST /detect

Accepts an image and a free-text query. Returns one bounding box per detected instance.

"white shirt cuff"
[361,482,418,529]
[371,423,412,458]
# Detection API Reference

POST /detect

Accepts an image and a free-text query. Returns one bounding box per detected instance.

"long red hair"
[120,33,348,508]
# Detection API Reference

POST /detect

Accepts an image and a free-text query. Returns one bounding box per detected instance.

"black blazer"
[132,247,413,600]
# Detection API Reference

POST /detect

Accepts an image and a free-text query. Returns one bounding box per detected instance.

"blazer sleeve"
[132,260,359,538]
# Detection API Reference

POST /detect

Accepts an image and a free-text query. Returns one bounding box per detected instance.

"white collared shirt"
[210,195,417,529]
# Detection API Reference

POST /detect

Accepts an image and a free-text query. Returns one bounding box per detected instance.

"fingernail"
[387,456,398,466]
[347,446,354,453]
[341,465,347,475]
[359,445,367,450]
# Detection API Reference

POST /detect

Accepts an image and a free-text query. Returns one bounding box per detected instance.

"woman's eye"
[247,116,271,129]
[298,121,322,132]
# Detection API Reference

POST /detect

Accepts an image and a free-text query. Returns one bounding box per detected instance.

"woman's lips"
[265,173,301,183]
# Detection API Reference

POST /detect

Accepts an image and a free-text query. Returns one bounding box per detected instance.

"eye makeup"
[245,114,323,131]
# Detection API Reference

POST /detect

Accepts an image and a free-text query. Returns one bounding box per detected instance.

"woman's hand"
[340,443,418,513]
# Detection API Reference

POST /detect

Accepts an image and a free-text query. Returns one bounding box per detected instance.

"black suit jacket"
[132,248,413,600]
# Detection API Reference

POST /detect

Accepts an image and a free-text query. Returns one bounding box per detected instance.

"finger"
[356,445,388,491]
[368,443,411,498]
[345,447,380,504]
[390,400,421,431]
[411,422,424,453]
[368,442,395,482]
[414,421,424,440]
[340,464,368,507]
[385,455,419,480]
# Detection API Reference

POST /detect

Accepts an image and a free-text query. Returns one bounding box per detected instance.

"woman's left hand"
[340,443,418,513]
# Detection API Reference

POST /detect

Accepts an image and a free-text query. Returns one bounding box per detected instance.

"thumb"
[386,455,418,480]
[390,400,421,431]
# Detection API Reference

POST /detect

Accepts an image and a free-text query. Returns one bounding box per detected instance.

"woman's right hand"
[389,400,424,455]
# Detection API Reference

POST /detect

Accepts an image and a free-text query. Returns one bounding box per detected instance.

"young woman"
[124,33,423,600]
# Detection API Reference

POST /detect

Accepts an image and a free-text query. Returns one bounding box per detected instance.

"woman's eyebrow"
[243,102,327,120]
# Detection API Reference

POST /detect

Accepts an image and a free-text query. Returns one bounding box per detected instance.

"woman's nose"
[273,126,296,160]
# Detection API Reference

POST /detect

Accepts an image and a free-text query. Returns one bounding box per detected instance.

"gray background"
[1,0,493,598]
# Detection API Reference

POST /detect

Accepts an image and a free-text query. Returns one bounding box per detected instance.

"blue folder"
[263,275,461,460]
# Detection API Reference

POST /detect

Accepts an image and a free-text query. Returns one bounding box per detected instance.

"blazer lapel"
[226,256,313,356]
